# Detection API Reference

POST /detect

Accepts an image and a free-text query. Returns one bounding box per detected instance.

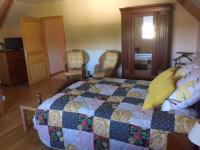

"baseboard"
[50,70,65,76]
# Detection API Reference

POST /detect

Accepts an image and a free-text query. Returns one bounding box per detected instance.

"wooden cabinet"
[0,50,27,85]
[120,3,173,80]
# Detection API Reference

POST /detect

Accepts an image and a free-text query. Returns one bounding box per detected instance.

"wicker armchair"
[65,49,89,80]
[93,50,121,78]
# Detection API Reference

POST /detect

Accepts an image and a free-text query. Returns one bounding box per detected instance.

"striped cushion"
[68,52,83,69]
[103,52,118,69]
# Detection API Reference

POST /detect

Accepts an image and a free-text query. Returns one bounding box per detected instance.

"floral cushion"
[174,62,200,79]
[162,69,200,111]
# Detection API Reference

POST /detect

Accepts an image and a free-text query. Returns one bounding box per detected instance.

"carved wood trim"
[177,0,200,22]
[0,0,14,28]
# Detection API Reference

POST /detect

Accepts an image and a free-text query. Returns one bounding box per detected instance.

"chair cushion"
[67,52,83,69]
[65,70,82,76]
[93,72,106,78]
[103,52,118,69]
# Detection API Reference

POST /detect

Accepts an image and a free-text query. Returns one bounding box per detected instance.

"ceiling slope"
[177,0,200,22]
[0,0,14,28]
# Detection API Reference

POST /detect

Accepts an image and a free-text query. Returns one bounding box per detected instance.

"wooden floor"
[0,76,66,150]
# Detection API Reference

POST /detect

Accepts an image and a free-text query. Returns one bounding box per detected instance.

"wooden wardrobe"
[120,3,173,80]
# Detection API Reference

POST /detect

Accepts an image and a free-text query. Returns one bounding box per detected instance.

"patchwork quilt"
[34,78,197,150]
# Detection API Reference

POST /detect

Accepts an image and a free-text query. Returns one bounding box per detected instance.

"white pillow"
[177,69,200,87]
[162,69,200,111]
[175,62,200,78]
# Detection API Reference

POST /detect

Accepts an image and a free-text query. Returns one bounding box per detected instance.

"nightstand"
[167,133,197,150]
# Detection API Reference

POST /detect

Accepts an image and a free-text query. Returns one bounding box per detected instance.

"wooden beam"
[0,0,14,28]
[177,0,200,22]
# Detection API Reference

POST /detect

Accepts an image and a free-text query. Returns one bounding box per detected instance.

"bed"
[135,53,152,70]
[33,77,198,150]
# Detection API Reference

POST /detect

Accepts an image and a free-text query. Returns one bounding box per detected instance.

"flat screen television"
[4,37,24,50]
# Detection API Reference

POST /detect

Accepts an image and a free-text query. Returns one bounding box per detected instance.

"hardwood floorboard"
[0,76,65,150]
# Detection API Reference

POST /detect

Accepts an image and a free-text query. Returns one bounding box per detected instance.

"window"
[142,16,155,39]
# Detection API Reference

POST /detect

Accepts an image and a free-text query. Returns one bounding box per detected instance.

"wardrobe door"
[154,10,172,74]
[121,13,133,76]
[42,16,66,75]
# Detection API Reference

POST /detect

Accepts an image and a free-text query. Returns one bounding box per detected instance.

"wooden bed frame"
[20,79,78,132]
[0,90,5,116]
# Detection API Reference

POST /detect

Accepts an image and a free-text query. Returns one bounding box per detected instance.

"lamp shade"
[188,121,200,146]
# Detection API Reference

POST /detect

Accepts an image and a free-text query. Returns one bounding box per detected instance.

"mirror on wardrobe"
[134,15,155,73]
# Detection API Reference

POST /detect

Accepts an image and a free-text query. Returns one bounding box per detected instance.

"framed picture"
[0,43,5,51]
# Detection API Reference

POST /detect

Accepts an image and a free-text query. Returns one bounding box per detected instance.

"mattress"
[33,77,197,150]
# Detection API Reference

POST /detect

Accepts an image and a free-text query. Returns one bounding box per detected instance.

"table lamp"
[188,120,200,149]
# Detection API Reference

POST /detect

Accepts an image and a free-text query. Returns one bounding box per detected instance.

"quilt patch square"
[35,109,49,125]
[151,111,175,132]
[74,96,104,117]
[110,139,148,150]
[62,112,80,129]
[112,87,130,97]
[76,83,94,91]
[133,85,149,90]
[98,80,121,87]
[125,79,137,84]
[149,129,169,150]
[81,92,108,101]
[63,101,81,113]
[111,109,132,123]
[77,114,93,132]
[67,81,86,89]
[49,126,64,149]
[122,97,144,106]
[107,96,124,108]
[175,115,196,134]
[94,134,110,150]
[120,83,134,88]
[50,95,70,111]
[93,117,110,138]
[109,120,130,143]
[129,105,153,129]
[128,125,150,147]
[48,110,63,128]
[94,102,115,119]
[63,128,94,150]
[136,80,151,86]
[88,84,118,96]
[66,89,84,97]
[127,88,147,99]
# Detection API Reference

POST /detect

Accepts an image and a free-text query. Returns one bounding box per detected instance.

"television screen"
[4,37,24,50]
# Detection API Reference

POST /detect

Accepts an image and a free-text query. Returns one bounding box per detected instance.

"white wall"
[1,0,200,67]
[172,3,199,64]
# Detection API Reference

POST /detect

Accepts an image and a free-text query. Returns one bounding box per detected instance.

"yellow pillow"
[143,78,175,110]
[149,68,176,92]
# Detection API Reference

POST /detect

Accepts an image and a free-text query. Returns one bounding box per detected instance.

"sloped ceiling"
[192,0,200,9]
[177,0,200,22]
[17,0,63,3]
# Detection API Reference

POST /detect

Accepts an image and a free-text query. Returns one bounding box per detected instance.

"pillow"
[162,70,200,111]
[176,69,200,87]
[174,62,200,79]
[143,78,176,110]
[148,68,176,92]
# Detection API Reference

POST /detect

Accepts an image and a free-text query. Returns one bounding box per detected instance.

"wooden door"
[42,16,66,75]
[154,10,172,74]
[21,18,49,85]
